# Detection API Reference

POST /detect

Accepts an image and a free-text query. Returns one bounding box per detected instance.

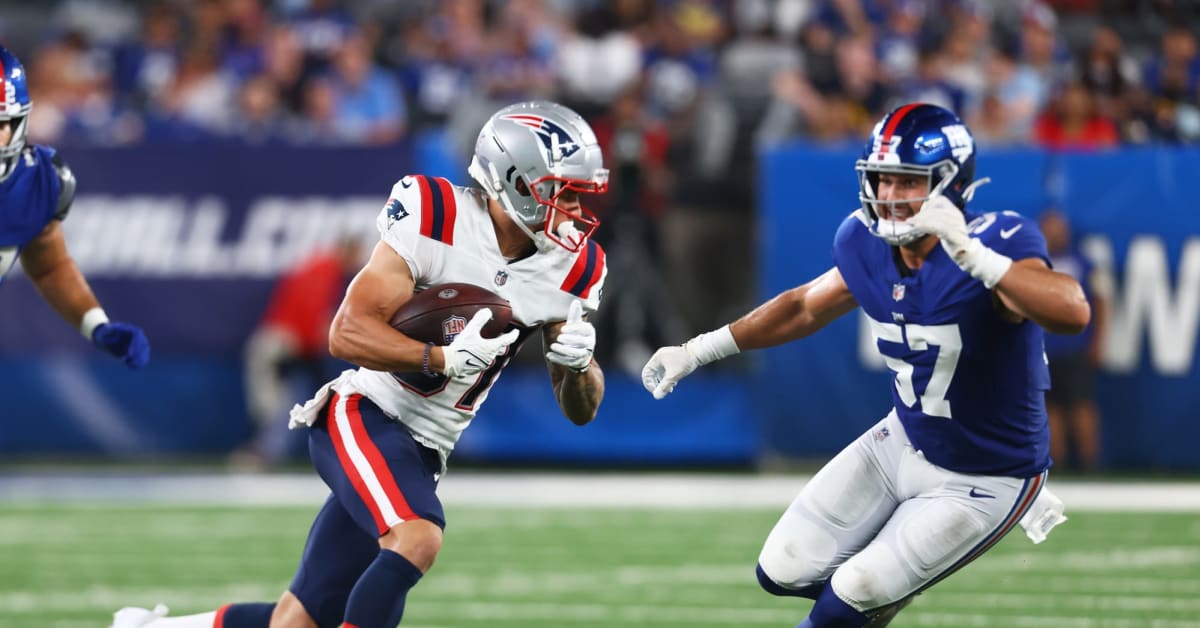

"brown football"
[389,283,513,345]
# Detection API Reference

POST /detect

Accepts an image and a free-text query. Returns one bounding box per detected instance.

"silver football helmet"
[468,101,609,252]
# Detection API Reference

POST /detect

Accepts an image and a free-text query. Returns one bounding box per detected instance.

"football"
[389,283,513,345]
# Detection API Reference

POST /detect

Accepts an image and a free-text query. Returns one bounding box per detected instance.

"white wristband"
[684,325,740,366]
[958,239,1013,290]
[80,307,109,339]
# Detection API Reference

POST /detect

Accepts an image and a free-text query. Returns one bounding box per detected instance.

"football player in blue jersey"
[0,45,149,368]
[643,103,1089,627]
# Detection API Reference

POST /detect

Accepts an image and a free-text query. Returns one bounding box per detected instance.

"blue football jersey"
[834,209,1052,477]
[0,145,72,281]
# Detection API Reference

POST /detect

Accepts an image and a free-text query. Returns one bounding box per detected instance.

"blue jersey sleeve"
[831,210,869,270]
[968,211,1049,265]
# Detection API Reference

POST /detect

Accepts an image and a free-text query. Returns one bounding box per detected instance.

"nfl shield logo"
[892,283,906,301]
[495,270,508,286]
[442,315,467,344]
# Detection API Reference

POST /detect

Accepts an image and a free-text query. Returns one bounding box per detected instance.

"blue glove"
[92,322,151,369]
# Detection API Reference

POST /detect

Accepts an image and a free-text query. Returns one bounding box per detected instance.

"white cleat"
[110,604,168,628]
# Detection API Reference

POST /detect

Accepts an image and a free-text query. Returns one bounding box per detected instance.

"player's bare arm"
[328,240,433,372]
[19,220,101,327]
[544,319,604,425]
[993,258,1091,334]
[730,267,859,350]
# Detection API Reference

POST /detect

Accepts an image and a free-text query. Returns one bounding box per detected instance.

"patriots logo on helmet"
[442,315,467,344]
[502,114,581,160]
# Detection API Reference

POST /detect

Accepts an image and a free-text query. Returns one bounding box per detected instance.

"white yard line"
[2,472,1200,511]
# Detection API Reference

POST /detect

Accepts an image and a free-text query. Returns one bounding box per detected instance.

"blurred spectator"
[26,29,115,145]
[938,2,991,110]
[1021,1,1074,89]
[590,86,683,373]
[1078,25,1140,125]
[112,1,181,113]
[325,32,406,144]
[1034,80,1119,149]
[557,0,647,115]
[898,38,968,114]
[236,238,361,470]
[154,35,238,137]
[969,34,1048,144]
[283,0,356,73]
[1040,208,1108,472]
[876,0,924,86]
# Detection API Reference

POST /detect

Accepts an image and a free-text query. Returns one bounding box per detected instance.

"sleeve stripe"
[561,240,605,298]
[432,176,457,245]
[415,176,457,245]
[416,175,435,240]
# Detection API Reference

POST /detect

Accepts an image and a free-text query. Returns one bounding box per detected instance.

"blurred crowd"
[3,0,1198,370]
[4,0,1199,151]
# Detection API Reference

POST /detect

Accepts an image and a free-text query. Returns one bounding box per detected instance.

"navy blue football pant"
[288,393,445,626]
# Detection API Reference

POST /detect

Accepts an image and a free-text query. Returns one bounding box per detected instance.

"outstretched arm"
[21,220,150,368]
[729,267,859,350]
[19,220,101,328]
[642,267,858,398]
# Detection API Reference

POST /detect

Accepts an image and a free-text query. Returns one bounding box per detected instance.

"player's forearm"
[555,363,604,425]
[329,311,432,372]
[731,275,854,350]
[995,265,1090,334]
[26,257,100,330]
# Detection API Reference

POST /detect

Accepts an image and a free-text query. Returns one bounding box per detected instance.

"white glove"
[641,325,739,400]
[908,194,1012,289]
[546,300,595,372]
[440,309,519,378]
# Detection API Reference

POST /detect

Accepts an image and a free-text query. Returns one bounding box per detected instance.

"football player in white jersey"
[112,101,611,628]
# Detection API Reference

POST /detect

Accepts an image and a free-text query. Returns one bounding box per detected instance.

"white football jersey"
[349,174,606,459]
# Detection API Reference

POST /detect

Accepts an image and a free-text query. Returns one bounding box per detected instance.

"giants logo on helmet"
[501,114,581,160]
[942,124,973,163]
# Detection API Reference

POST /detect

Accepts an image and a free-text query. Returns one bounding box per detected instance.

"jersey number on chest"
[866,319,962,419]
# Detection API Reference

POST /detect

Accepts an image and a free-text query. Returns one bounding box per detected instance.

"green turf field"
[3,505,1199,628]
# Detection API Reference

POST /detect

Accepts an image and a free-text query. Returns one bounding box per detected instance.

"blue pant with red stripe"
[288,393,444,626]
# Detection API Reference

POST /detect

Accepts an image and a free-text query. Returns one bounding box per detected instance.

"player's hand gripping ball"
[390,283,517,378]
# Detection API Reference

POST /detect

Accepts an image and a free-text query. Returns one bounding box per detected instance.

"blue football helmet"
[855,103,985,246]
[0,45,32,182]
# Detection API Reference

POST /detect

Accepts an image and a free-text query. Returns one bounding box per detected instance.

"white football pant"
[758,411,1045,612]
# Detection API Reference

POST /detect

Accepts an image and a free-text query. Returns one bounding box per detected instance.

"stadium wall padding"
[1,145,1198,470]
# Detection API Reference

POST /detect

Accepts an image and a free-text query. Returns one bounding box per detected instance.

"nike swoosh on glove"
[441,308,520,378]
[92,322,151,369]
[546,300,595,373]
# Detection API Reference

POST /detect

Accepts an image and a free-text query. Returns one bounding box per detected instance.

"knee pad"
[830,561,890,611]
[756,563,824,600]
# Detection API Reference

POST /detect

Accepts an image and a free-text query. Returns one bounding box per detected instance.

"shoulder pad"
[383,175,459,245]
[51,152,77,221]
[559,239,606,300]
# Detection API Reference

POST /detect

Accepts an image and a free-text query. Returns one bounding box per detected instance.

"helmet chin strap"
[962,177,991,202]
